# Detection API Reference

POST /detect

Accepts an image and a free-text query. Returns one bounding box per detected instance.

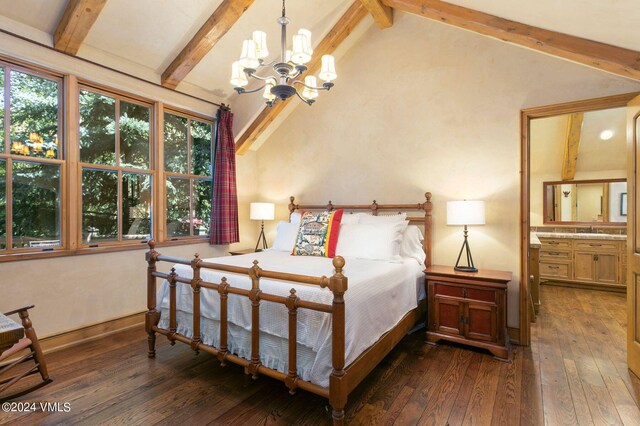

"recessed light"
[600,130,614,140]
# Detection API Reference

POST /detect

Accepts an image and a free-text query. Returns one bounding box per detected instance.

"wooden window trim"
[0,62,65,255]
[162,107,214,242]
[77,84,155,249]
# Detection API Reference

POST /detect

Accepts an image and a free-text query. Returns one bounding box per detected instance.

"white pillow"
[272,221,299,252]
[336,223,404,262]
[290,212,301,223]
[340,213,361,224]
[401,225,426,265]
[360,212,407,223]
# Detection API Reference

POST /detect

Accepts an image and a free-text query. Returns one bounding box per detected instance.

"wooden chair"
[0,305,52,401]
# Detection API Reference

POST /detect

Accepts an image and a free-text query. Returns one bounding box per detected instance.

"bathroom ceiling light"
[600,129,614,140]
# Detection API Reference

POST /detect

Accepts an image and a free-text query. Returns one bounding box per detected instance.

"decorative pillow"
[292,210,344,257]
[400,225,426,265]
[272,221,300,252]
[336,223,404,262]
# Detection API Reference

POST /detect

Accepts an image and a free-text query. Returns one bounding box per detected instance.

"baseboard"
[508,326,520,346]
[38,311,145,354]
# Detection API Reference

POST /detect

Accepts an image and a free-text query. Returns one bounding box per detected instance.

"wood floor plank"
[564,358,595,426]
[445,351,483,426]
[416,348,474,424]
[491,346,523,426]
[461,356,504,425]
[604,375,640,425]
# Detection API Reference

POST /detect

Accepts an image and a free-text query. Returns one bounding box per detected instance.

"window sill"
[0,238,213,263]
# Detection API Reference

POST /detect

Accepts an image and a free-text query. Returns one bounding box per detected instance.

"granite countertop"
[530,233,541,248]
[535,232,627,241]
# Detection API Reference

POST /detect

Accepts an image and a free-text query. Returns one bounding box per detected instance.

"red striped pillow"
[292,209,344,258]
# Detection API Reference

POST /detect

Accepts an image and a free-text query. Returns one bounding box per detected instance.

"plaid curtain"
[209,108,239,245]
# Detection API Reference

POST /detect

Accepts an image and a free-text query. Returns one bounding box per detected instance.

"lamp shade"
[250,202,275,221]
[446,200,485,226]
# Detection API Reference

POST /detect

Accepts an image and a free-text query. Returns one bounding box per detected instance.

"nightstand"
[425,265,511,360]
[229,248,258,256]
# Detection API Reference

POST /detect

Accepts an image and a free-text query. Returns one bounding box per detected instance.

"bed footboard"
[145,241,349,424]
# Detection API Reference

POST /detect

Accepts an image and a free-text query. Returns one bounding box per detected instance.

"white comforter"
[156,250,424,387]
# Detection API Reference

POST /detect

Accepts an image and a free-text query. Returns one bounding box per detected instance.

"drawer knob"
[462,288,468,298]
[549,266,559,269]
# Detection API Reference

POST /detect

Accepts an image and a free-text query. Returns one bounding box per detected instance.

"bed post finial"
[289,196,297,217]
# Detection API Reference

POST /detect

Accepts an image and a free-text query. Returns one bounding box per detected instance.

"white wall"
[250,11,640,327]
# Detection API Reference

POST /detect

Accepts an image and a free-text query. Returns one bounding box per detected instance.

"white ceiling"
[0,0,638,127]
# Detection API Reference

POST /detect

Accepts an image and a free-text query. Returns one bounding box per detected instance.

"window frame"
[77,83,156,249]
[0,60,65,255]
[162,107,214,243]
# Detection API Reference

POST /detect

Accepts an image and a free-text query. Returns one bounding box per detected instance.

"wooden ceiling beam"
[383,0,640,81]
[161,0,254,90]
[235,1,368,155]
[561,112,584,180]
[360,0,393,29]
[54,0,108,55]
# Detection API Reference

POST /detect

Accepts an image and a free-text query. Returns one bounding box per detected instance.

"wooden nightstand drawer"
[434,283,463,298]
[434,282,495,303]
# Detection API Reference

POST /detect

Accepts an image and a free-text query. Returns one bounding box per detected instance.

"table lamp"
[250,202,275,251]
[447,200,485,272]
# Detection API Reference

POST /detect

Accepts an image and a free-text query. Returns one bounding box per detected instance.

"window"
[164,111,212,239]
[79,86,153,246]
[0,63,62,252]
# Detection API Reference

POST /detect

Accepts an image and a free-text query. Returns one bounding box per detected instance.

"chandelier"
[230,0,337,106]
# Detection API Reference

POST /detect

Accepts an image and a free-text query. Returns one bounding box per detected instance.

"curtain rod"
[0,28,225,108]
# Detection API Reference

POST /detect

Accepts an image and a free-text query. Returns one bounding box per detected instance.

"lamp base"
[454,225,478,273]
[254,220,268,252]
[454,265,478,273]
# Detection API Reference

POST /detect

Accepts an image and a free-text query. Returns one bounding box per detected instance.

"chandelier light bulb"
[263,82,276,101]
[291,34,311,65]
[319,55,337,81]
[252,31,269,59]
[239,39,260,69]
[230,61,248,87]
[298,28,313,55]
[302,76,319,99]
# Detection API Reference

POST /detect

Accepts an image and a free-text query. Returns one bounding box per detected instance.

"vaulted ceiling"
[0,0,639,153]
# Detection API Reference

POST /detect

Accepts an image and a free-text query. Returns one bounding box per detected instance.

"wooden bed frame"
[145,192,432,424]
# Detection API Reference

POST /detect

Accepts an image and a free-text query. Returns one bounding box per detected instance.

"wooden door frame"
[519,92,639,345]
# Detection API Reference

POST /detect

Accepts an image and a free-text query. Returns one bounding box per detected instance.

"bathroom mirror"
[543,178,627,224]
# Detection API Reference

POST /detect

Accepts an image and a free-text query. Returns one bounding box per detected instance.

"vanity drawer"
[574,240,619,252]
[539,239,572,249]
[540,261,572,279]
[540,250,571,260]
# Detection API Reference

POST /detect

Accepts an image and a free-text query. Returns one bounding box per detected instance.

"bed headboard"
[288,192,433,268]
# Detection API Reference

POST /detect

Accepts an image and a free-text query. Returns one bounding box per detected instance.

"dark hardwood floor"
[2,285,639,425]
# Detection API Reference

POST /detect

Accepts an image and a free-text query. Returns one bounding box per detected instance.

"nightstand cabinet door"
[433,297,464,336]
[465,302,498,343]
